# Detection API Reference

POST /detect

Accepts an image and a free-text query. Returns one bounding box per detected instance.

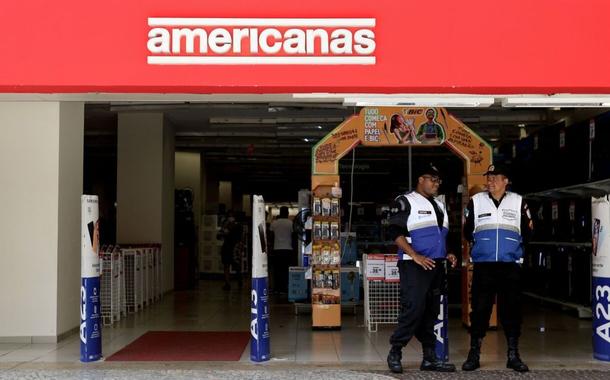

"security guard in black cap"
[462,163,533,372]
[386,163,457,373]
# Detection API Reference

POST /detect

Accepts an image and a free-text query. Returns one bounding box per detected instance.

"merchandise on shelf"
[310,184,343,322]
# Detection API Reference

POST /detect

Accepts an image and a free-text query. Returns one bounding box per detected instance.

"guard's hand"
[447,253,458,268]
[413,253,436,270]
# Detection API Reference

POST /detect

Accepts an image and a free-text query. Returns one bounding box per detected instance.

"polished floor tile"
[0,279,607,372]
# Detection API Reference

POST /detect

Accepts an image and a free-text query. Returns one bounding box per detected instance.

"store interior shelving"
[521,179,610,318]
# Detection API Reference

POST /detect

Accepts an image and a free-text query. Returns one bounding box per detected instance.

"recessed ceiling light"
[303,138,310,142]
[518,123,526,128]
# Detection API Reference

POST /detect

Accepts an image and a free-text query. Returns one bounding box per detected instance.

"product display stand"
[310,183,342,329]
[311,106,492,329]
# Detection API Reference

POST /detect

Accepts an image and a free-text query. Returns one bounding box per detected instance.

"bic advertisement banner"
[592,196,610,361]
[251,195,270,362]
[312,107,491,177]
[80,195,102,362]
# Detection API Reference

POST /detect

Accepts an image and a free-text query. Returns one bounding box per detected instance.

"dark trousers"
[270,249,294,293]
[389,259,445,349]
[470,262,522,339]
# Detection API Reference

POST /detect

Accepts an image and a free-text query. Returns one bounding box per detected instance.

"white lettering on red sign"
[147,18,376,65]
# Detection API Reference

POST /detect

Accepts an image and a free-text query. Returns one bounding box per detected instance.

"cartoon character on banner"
[390,114,420,144]
[417,108,446,144]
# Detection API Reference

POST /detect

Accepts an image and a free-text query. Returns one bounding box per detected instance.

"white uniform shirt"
[270,218,293,250]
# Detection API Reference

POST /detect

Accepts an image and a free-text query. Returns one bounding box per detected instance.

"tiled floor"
[1,279,609,374]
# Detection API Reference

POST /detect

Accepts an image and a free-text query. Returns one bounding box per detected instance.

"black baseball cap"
[415,162,441,179]
[484,163,510,178]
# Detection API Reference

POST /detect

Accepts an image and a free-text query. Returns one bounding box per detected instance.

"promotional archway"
[311,107,492,328]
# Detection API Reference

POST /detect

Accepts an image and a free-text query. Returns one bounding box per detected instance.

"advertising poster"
[313,107,491,176]
[592,196,610,361]
[80,195,102,362]
[251,195,270,362]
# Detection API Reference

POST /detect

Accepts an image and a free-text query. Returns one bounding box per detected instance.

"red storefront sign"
[2,0,610,93]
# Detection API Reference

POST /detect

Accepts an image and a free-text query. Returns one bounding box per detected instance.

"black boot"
[506,337,529,372]
[461,337,482,371]
[420,347,456,372]
[387,346,403,373]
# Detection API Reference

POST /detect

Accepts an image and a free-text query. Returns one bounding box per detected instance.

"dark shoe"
[420,347,456,372]
[507,354,529,372]
[387,347,403,374]
[461,337,482,371]
[506,337,529,372]
[222,283,231,291]
[462,348,481,371]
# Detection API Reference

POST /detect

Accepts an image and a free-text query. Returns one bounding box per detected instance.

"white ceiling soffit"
[0,93,610,107]
[501,95,610,108]
[295,93,610,108]
[293,93,495,107]
[342,96,495,107]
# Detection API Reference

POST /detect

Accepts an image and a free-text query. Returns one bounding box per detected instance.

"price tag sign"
[384,256,400,282]
[366,254,386,280]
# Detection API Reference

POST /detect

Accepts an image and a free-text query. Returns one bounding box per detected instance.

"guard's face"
[486,174,508,193]
[426,110,435,120]
[420,175,441,196]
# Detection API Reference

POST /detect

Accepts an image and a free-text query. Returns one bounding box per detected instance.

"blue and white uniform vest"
[397,192,449,261]
[471,191,523,263]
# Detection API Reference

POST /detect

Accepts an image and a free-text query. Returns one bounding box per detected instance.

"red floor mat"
[106,331,251,361]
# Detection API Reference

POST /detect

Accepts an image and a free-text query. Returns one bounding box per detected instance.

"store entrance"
[81,102,610,365]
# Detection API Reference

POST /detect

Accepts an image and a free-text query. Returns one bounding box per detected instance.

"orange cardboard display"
[311,107,494,327]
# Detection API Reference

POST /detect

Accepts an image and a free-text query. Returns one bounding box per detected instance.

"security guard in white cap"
[462,163,533,372]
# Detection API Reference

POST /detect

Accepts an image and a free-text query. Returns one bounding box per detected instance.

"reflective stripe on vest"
[397,192,449,261]
[471,191,523,263]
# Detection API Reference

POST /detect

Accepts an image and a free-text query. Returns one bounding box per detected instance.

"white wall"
[117,113,164,243]
[117,113,174,292]
[56,103,85,337]
[0,102,83,341]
